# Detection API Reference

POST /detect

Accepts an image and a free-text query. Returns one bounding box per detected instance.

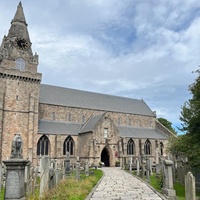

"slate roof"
[39,84,155,116]
[38,119,82,135]
[38,119,168,139]
[117,126,168,139]
[80,114,104,134]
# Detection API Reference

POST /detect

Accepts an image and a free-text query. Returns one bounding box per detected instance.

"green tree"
[157,117,177,135]
[169,69,200,167]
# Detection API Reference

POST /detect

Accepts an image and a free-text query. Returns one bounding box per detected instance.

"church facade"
[0,3,174,167]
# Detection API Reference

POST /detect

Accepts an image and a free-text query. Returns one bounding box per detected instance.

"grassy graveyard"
[0,188,4,200]
[27,169,103,200]
[148,173,200,200]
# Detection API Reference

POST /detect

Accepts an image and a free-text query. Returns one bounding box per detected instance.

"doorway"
[101,148,110,167]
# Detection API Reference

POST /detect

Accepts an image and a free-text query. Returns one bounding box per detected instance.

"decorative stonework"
[10,134,23,159]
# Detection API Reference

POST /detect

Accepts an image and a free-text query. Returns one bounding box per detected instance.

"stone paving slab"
[87,167,166,200]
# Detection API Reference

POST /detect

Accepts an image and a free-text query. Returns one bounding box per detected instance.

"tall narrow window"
[37,135,49,156]
[82,115,85,123]
[118,118,120,125]
[104,128,108,139]
[16,58,25,71]
[144,139,151,155]
[52,112,55,120]
[68,113,71,122]
[127,139,134,155]
[63,136,74,155]
[160,142,164,155]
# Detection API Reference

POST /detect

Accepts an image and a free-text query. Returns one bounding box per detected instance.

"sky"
[1,0,200,134]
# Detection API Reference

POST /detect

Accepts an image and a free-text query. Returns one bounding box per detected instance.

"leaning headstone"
[162,160,177,200]
[76,157,80,181]
[40,156,50,197]
[3,134,29,200]
[185,172,196,200]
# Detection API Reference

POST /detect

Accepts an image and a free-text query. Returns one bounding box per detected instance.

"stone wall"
[39,103,156,129]
[1,70,41,162]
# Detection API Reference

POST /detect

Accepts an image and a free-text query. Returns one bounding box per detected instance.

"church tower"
[0,2,42,162]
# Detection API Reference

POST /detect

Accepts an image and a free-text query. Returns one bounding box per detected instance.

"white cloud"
[1,0,200,132]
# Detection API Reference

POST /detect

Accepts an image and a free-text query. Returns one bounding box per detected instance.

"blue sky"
[1,0,200,133]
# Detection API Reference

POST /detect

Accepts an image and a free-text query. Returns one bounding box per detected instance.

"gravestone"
[140,155,145,178]
[162,160,177,200]
[40,156,50,197]
[25,161,31,195]
[146,158,150,181]
[76,157,80,181]
[3,134,29,200]
[0,163,2,190]
[129,157,132,173]
[65,151,70,175]
[49,168,54,189]
[55,168,61,185]
[136,158,140,176]
[185,172,196,200]
[85,159,89,176]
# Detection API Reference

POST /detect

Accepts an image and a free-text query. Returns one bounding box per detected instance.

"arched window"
[52,112,55,120]
[63,136,74,155]
[68,113,71,122]
[16,58,25,71]
[160,142,164,155]
[82,115,85,123]
[144,139,151,155]
[118,118,120,125]
[127,139,134,155]
[37,135,50,156]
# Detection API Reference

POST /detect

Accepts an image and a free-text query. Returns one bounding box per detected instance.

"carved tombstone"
[3,134,29,200]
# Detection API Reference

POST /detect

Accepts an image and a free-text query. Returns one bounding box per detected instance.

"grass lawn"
[28,169,103,200]
[0,188,4,200]
[148,173,200,200]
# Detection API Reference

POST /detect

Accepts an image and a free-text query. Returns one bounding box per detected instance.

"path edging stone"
[85,168,105,200]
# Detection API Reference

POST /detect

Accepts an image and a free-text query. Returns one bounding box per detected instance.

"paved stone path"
[88,167,165,200]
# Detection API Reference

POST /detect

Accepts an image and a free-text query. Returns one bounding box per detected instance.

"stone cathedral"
[0,3,174,167]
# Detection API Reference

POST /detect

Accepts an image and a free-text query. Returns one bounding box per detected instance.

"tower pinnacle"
[8,1,30,40]
[11,2,27,26]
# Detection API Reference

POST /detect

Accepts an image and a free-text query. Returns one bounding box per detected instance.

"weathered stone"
[40,156,50,197]
[185,171,196,200]
[3,159,29,200]
[76,157,80,181]
[162,160,177,200]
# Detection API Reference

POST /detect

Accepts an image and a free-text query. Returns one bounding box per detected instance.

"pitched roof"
[38,119,82,135]
[117,126,168,139]
[38,119,168,140]
[39,84,155,116]
[80,114,104,133]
